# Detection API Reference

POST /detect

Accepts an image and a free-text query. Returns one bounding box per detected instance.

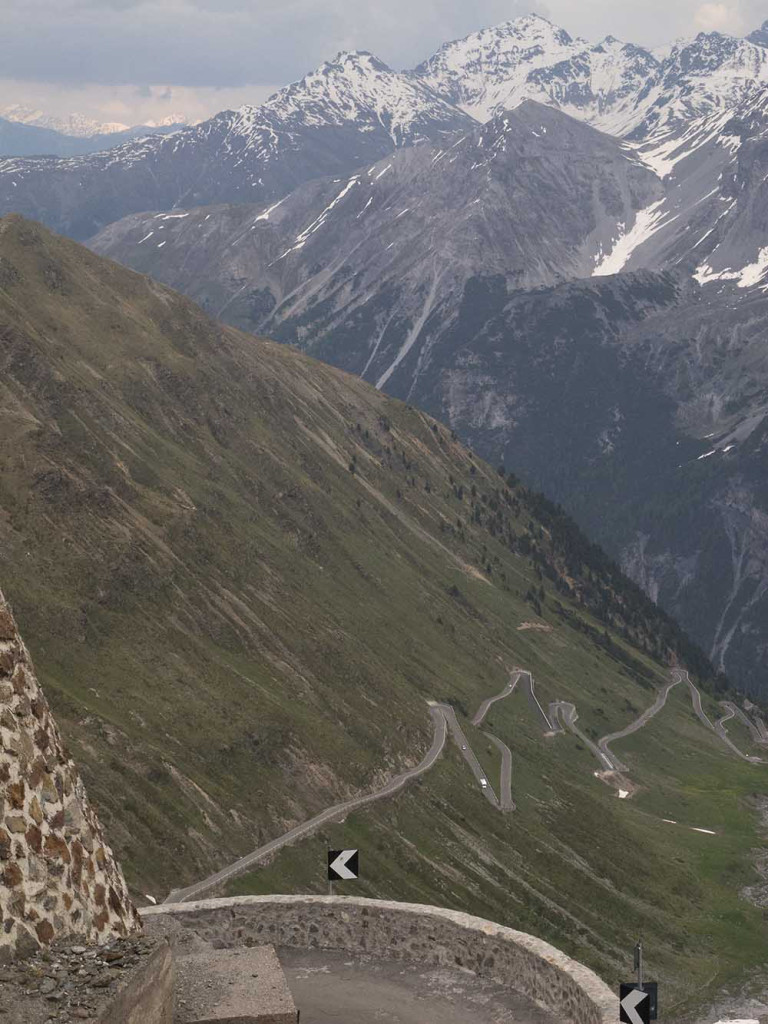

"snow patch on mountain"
[694,247,768,288]
[593,199,672,275]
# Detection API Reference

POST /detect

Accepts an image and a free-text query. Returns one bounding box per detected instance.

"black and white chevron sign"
[328,849,359,881]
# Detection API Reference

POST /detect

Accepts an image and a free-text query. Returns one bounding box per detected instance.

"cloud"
[0,0,764,127]
[693,1,743,31]
[0,0,536,88]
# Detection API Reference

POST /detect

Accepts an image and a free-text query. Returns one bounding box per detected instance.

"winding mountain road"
[549,702,616,771]
[596,673,683,772]
[470,670,523,811]
[472,672,521,726]
[165,703,449,904]
[484,732,515,811]
[681,670,764,763]
[719,701,768,747]
[164,663,764,904]
[437,701,500,808]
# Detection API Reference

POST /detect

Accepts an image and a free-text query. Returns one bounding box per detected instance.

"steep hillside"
[0,53,473,240]
[403,270,768,695]
[0,217,766,1018]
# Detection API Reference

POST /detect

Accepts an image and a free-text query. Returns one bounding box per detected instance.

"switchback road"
[165,703,449,904]
[549,702,616,771]
[433,701,500,809]
[596,673,683,772]
[472,672,521,726]
[719,701,768,748]
[485,732,515,811]
[681,670,764,763]
[165,664,763,904]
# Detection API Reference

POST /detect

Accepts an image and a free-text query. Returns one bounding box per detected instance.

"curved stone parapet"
[142,895,618,1024]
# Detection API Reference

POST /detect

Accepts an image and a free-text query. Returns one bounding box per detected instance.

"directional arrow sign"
[328,849,359,881]
[620,984,654,1024]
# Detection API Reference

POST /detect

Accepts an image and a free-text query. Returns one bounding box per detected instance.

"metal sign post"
[620,942,657,1023]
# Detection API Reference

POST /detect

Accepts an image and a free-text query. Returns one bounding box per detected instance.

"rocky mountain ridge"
[411,13,768,139]
[3,15,768,237]
[0,51,473,239]
[90,100,660,381]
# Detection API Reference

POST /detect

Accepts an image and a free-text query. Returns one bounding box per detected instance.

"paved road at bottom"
[166,663,764,905]
[165,704,449,904]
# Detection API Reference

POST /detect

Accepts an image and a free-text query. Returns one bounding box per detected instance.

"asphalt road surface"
[166,703,449,903]
[719,700,768,747]
[484,732,515,811]
[682,670,764,763]
[281,949,558,1024]
[165,664,764,904]
[597,673,683,772]
[438,702,500,808]
[471,672,521,726]
[549,701,616,771]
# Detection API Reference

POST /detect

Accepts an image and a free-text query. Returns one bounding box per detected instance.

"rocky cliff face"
[0,590,139,959]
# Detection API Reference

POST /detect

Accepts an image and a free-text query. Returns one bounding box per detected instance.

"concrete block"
[176,945,298,1024]
[95,939,174,1024]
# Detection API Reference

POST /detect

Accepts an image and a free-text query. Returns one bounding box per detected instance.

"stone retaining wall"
[142,896,618,1024]
[0,589,140,958]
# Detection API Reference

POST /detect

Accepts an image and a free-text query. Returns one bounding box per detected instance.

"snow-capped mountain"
[256,50,472,145]
[0,51,473,238]
[1,106,131,137]
[411,14,661,134]
[143,114,191,129]
[411,14,582,121]
[578,84,768,291]
[632,31,768,139]
[412,15,768,140]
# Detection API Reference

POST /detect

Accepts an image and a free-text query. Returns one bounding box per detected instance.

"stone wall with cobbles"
[0,589,140,959]
[142,895,619,1024]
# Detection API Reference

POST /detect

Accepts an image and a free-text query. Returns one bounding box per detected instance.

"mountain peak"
[325,49,392,72]
[747,19,768,46]
[496,11,569,36]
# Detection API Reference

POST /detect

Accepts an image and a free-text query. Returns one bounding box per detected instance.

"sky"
[1,0,765,127]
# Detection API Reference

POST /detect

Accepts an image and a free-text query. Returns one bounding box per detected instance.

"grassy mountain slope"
[0,215,764,1016]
